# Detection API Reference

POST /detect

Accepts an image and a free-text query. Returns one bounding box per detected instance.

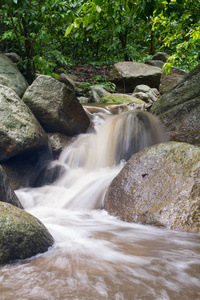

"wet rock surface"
[33,162,66,187]
[2,145,53,190]
[104,142,200,232]
[0,165,22,208]
[48,133,74,159]
[0,202,54,264]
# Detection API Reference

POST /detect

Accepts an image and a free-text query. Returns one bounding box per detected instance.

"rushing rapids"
[1,108,200,300]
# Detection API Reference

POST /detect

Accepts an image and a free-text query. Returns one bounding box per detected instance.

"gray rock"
[0,85,48,162]
[132,92,150,103]
[152,52,169,62]
[108,62,161,93]
[33,162,65,187]
[0,202,54,264]
[133,84,157,102]
[22,75,90,136]
[0,165,23,208]
[159,67,188,94]
[104,142,200,232]
[48,133,74,158]
[86,85,110,103]
[0,53,28,97]
[4,52,22,64]
[151,88,160,98]
[134,84,151,93]
[145,60,164,68]
[0,75,16,91]
[78,96,89,104]
[151,64,200,145]
[58,73,76,92]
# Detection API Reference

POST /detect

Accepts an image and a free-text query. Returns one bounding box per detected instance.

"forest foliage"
[0,0,200,82]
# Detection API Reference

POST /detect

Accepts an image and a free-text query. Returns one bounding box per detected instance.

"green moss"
[100,94,145,104]
[0,202,54,264]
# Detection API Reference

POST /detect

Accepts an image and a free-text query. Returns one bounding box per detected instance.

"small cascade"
[9,107,200,300]
[59,110,167,170]
[17,109,167,211]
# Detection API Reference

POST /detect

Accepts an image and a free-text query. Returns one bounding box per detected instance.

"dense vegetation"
[1,0,199,82]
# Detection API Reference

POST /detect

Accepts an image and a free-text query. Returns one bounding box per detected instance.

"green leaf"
[65,24,74,37]
[41,6,45,14]
[49,72,59,79]
[74,17,82,29]
[163,62,172,74]
[96,5,101,13]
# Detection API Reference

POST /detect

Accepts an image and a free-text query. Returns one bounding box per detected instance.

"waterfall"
[5,108,200,300]
[17,110,166,211]
[59,110,166,169]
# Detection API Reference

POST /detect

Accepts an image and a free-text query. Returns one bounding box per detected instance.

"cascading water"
[1,108,200,300]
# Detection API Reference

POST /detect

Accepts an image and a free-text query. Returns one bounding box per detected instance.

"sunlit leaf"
[96,5,101,13]
[65,24,74,36]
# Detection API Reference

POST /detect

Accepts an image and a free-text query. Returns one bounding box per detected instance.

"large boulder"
[104,142,200,232]
[108,62,162,93]
[0,202,54,264]
[0,85,48,162]
[22,75,90,135]
[159,67,187,94]
[0,165,22,208]
[0,53,28,97]
[151,64,200,145]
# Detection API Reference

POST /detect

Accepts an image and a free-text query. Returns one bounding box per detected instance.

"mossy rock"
[100,93,145,104]
[0,54,28,97]
[151,64,200,145]
[0,84,48,162]
[0,202,54,264]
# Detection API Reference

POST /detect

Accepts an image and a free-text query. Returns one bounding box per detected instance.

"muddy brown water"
[1,110,199,300]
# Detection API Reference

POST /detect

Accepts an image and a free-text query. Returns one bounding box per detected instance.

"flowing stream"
[1,107,200,300]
